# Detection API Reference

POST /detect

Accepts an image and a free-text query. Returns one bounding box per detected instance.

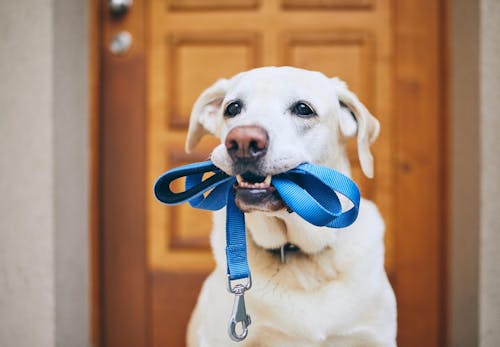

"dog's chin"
[234,185,286,212]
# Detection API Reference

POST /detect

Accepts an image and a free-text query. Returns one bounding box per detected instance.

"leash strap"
[154,160,360,340]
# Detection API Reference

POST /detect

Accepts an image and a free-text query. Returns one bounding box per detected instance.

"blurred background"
[0,0,499,346]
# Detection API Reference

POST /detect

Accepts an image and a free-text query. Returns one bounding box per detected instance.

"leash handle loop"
[274,164,360,228]
[154,160,230,206]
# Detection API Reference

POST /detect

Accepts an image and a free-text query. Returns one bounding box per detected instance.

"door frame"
[90,0,449,346]
[91,0,149,346]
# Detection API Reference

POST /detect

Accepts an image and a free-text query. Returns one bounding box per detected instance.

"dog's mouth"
[233,172,286,212]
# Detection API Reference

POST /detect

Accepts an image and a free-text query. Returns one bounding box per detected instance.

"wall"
[0,0,55,345]
[0,0,89,346]
[479,0,500,345]
[450,0,480,345]
[53,0,89,346]
[450,0,500,346]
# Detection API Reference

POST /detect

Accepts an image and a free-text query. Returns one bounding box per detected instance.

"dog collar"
[267,242,301,263]
[154,160,360,342]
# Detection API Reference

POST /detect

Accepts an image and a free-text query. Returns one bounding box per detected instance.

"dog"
[185,66,397,346]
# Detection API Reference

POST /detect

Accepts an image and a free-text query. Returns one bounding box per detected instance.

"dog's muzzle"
[225,125,285,211]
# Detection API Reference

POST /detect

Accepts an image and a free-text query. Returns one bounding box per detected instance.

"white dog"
[185,66,397,346]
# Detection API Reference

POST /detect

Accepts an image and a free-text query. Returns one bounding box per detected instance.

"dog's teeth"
[235,175,272,189]
[236,175,243,184]
[264,175,272,185]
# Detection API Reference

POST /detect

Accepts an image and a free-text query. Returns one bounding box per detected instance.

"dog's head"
[186,66,379,213]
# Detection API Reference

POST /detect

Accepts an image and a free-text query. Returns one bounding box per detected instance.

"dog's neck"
[245,227,340,291]
[243,212,342,291]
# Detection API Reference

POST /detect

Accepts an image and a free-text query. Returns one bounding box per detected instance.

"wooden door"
[96,0,447,346]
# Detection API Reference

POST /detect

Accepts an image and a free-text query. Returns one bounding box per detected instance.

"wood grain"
[282,0,373,10]
[394,0,447,346]
[150,271,208,347]
[100,0,148,346]
[167,32,261,129]
[168,0,260,11]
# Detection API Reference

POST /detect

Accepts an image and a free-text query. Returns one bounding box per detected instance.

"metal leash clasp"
[227,274,252,342]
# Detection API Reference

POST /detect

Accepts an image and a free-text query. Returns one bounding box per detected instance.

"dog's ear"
[185,78,229,153]
[332,77,380,178]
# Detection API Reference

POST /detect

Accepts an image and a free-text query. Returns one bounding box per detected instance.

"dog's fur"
[185,66,397,346]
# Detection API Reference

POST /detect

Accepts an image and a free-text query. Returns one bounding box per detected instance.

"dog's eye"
[224,100,243,118]
[291,102,316,118]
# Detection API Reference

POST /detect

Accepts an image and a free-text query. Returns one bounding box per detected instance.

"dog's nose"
[225,125,269,162]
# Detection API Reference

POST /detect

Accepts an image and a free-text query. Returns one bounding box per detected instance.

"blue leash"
[154,160,360,341]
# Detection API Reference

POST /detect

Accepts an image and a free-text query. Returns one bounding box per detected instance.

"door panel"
[99,0,447,346]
